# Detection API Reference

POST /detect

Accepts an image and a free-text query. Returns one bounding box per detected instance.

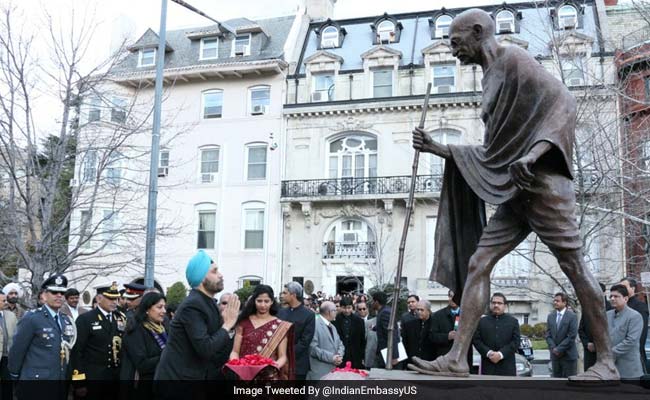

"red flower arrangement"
[227,354,276,367]
[332,361,369,377]
[224,355,279,380]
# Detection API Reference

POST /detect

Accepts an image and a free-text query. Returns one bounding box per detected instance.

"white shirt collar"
[44,304,59,319]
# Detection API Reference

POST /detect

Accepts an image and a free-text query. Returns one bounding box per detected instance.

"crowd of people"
[0,250,648,399]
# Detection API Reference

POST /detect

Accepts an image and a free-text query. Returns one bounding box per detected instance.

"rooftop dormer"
[370,13,403,45]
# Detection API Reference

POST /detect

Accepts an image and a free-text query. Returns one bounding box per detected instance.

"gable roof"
[127,28,173,51]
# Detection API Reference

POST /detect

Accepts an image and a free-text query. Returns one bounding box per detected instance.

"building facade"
[609,0,650,292]
[68,15,303,299]
[281,0,623,323]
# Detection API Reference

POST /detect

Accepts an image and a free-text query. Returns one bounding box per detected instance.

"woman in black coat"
[120,292,168,398]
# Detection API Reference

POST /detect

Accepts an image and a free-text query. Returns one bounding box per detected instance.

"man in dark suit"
[578,282,612,371]
[428,290,473,367]
[402,300,436,363]
[372,291,399,368]
[620,277,649,373]
[472,293,520,376]
[155,251,239,390]
[400,294,419,328]
[333,296,366,369]
[70,282,127,399]
[278,281,316,380]
[9,275,74,400]
[545,292,578,378]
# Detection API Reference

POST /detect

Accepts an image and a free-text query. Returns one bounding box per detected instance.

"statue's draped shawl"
[431,46,577,304]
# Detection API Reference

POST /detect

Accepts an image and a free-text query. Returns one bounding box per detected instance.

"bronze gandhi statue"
[410,9,618,380]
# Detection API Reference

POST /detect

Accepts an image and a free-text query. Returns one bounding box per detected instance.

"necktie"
[327,324,334,340]
[54,314,61,332]
[556,312,562,327]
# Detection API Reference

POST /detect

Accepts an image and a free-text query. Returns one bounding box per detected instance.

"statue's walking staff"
[385,83,432,370]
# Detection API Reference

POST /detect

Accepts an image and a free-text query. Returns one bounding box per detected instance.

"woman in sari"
[229,285,294,379]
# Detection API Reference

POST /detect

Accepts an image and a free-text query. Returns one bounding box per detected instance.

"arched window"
[321,26,339,48]
[558,5,578,29]
[202,89,223,119]
[199,145,220,184]
[377,20,395,43]
[245,143,267,180]
[495,10,515,34]
[324,218,376,259]
[429,129,461,176]
[328,134,377,180]
[249,85,270,115]
[435,15,453,38]
[242,201,265,250]
[195,202,218,250]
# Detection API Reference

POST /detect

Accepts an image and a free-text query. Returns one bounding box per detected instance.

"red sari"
[239,317,295,380]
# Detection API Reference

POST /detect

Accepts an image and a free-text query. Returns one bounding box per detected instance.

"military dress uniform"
[70,283,126,399]
[8,274,74,400]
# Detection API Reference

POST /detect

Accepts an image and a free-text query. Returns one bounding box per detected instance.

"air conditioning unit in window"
[311,92,326,102]
[342,232,358,244]
[378,31,393,43]
[201,173,214,183]
[158,167,169,177]
[560,17,577,29]
[321,38,337,49]
[234,45,249,56]
[251,104,266,115]
[568,78,583,86]
[435,28,449,38]
[436,85,452,94]
[498,22,514,33]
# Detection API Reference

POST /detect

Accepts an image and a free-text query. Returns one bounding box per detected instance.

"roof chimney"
[604,0,618,6]
[302,0,336,22]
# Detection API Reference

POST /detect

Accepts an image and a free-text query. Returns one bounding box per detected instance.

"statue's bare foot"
[408,355,469,377]
[568,361,619,385]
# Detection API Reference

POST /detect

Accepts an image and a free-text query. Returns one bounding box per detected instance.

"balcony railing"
[282,174,442,198]
[322,241,376,259]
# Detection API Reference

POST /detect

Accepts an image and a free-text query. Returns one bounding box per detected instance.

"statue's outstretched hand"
[509,155,536,191]
[412,127,451,159]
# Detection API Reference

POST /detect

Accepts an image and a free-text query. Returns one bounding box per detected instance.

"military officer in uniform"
[8,274,75,400]
[122,282,146,320]
[70,282,126,399]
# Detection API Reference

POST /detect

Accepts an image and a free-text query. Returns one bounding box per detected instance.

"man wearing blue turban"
[155,251,240,393]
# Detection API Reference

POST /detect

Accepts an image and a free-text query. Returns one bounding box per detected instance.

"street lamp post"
[143,0,168,289]
[143,0,232,288]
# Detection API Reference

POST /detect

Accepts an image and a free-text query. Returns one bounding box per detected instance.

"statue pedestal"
[363,369,647,399]
[368,369,564,380]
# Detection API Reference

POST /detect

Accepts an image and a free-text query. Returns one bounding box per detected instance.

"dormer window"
[371,14,402,45]
[558,5,578,30]
[138,48,156,67]
[435,15,453,38]
[321,26,339,49]
[200,37,218,60]
[232,34,251,57]
[496,10,515,34]
[377,20,395,43]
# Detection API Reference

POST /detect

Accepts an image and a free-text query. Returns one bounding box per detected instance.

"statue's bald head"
[450,8,495,37]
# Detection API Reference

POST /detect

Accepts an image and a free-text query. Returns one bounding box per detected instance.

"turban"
[2,282,23,297]
[186,250,212,288]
